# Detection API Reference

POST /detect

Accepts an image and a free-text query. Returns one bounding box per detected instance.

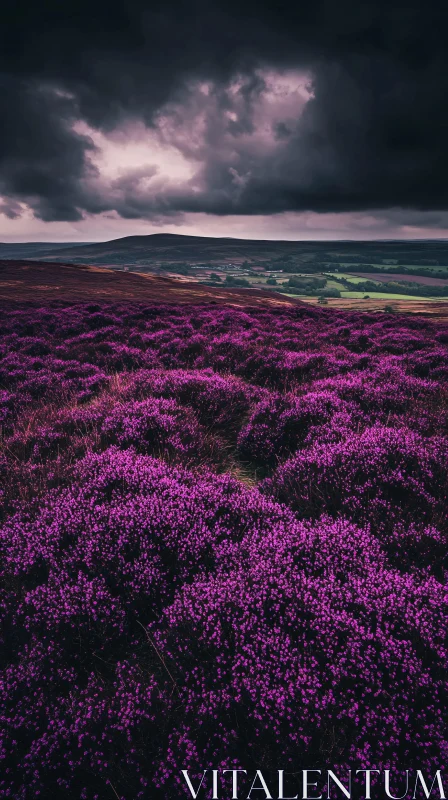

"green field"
[335,261,448,272]
[340,290,438,301]
[330,263,448,277]
[219,271,446,303]
[325,272,381,285]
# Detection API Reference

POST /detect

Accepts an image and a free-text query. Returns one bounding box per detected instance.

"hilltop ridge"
[3,232,448,270]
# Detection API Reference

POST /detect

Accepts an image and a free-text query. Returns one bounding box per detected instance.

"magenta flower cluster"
[0,301,447,799]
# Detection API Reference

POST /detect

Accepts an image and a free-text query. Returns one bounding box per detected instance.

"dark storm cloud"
[0,77,99,221]
[1,0,448,221]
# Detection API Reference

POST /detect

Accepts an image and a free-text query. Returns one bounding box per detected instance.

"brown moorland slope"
[3,260,448,317]
[0,260,303,307]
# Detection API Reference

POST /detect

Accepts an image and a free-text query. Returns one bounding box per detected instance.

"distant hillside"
[38,233,307,267]
[29,233,448,272]
[0,242,93,260]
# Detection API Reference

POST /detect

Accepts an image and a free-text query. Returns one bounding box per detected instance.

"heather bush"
[238,390,356,465]
[155,515,447,789]
[124,368,257,431]
[101,397,218,464]
[0,301,447,798]
[314,365,443,416]
[0,390,20,426]
[1,448,447,799]
[262,425,448,573]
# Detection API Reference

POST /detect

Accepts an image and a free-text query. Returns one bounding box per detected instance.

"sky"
[1,0,448,242]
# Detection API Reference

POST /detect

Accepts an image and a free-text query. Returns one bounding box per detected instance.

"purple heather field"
[0,301,447,799]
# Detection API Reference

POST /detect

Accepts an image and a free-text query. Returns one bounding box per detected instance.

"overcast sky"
[1,0,448,242]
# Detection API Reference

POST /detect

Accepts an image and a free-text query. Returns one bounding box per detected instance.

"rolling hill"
[8,233,448,271]
[25,233,309,267]
[0,242,93,260]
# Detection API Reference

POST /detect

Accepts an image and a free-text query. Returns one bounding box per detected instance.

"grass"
[333,262,448,276]
[324,279,346,290]
[340,290,439,301]
[325,272,381,285]
[245,272,445,303]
